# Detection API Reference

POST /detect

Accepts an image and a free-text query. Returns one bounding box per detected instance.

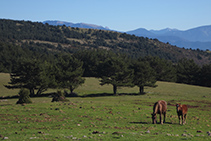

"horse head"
[151,113,157,124]
[176,103,181,112]
[176,103,181,107]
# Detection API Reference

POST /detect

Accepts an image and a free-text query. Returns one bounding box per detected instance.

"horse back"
[159,100,167,113]
[182,104,188,114]
[153,100,167,114]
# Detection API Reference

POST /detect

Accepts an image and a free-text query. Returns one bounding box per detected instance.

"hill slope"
[0,19,211,65]
[44,20,211,50]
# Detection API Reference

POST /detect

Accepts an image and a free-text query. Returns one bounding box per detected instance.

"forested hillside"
[1,19,211,66]
[1,19,211,94]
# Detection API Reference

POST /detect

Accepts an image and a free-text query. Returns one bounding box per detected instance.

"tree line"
[4,49,211,96]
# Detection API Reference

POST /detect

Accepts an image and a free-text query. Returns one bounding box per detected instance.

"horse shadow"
[130,121,149,124]
[130,121,174,125]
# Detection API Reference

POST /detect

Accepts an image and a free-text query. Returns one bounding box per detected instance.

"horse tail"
[153,102,159,114]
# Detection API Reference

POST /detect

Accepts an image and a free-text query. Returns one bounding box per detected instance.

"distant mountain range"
[127,25,211,50]
[43,20,110,30]
[44,20,211,50]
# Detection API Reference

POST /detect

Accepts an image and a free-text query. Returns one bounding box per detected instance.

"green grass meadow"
[0,73,211,140]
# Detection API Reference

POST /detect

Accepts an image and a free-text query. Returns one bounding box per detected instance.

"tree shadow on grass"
[80,92,147,98]
[0,92,146,99]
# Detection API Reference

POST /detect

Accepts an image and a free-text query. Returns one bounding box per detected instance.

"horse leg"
[184,114,187,124]
[178,114,181,124]
[160,114,163,124]
[163,112,166,123]
[182,114,184,125]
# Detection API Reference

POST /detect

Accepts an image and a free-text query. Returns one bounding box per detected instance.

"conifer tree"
[131,61,157,94]
[176,58,200,85]
[98,54,133,94]
[5,60,56,96]
[54,54,85,94]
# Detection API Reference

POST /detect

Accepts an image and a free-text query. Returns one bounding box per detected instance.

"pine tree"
[131,61,157,94]
[5,60,56,96]
[199,64,211,87]
[54,54,85,94]
[98,54,133,94]
[176,58,200,85]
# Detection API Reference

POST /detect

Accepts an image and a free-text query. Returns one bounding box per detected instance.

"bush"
[51,91,69,102]
[16,89,32,104]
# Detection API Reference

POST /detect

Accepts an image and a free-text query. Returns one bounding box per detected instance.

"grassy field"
[0,73,211,140]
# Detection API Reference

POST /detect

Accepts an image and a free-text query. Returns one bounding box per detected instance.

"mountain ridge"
[43,20,110,30]
[44,20,211,50]
[127,25,211,50]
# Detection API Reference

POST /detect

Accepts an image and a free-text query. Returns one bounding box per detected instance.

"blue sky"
[1,0,211,31]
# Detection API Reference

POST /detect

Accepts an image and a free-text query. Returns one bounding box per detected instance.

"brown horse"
[176,103,188,125]
[151,100,167,124]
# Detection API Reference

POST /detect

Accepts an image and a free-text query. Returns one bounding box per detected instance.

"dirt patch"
[187,105,199,108]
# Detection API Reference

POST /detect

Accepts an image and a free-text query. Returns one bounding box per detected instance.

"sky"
[1,0,211,32]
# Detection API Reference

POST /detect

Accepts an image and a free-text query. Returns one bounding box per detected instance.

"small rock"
[182,133,187,137]
[188,133,194,137]
[30,137,37,139]
[65,135,73,138]
[197,130,203,133]
[166,133,171,136]
[3,137,9,140]
[196,134,201,137]
[175,134,179,136]
[145,130,150,134]
[83,135,87,138]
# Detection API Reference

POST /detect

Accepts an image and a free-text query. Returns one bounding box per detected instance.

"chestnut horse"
[151,100,167,124]
[176,103,188,125]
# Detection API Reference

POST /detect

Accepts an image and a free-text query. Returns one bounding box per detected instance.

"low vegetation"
[0,73,211,140]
